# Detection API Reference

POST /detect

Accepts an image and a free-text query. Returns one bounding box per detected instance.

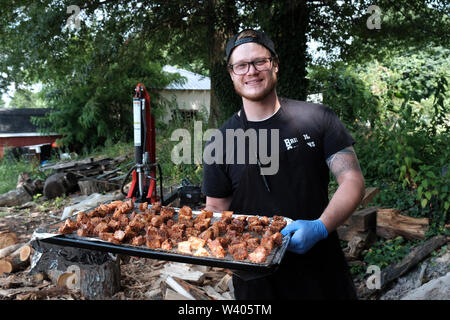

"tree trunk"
[30,240,121,300]
[206,0,239,128]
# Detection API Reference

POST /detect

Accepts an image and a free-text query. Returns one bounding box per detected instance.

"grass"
[0,158,40,194]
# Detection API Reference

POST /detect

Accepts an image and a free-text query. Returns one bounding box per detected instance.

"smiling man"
[201,29,365,300]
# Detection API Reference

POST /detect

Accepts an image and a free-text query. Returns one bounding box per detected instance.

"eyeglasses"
[229,57,273,75]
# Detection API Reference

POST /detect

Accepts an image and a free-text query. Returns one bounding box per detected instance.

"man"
[201,29,365,299]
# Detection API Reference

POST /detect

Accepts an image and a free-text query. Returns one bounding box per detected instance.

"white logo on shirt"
[302,132,316,148]
[284,137,298,150]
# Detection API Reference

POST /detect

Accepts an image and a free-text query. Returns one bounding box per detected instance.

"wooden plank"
[361,187,379,208]
[351,207,379,232]
[165,276,196,300]
[159,262,205,283]
[376,208,429,240]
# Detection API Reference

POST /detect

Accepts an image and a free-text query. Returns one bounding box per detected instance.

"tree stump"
[78,179,116,196]
[30,240,121,299]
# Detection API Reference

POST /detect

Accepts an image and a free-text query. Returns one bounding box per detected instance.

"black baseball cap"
[225,29,277,63]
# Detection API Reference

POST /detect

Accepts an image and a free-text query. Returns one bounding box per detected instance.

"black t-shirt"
[202,97,355,204]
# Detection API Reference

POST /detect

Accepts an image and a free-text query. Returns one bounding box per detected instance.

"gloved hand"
[280,219,328,254]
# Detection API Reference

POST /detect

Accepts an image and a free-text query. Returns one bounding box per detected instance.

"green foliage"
[309,46,450,233]
[8,88,48,109]
[0,157,42,194]
[363,236,417,270]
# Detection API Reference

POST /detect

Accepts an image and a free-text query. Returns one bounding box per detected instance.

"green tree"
[8,88,48,109]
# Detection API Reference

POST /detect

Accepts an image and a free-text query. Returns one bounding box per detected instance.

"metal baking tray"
[34,205,292,273]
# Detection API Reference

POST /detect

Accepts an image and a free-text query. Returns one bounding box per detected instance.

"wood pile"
[118,259,234,300]
[0,232,33,276]
[43,155,130,198]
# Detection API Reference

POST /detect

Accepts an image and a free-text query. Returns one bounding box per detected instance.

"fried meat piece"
[123,225,137,240]
[185,227,200,238]
[151,201,162,213]
[113,230,126,242]
[76,212,89,224]
[194,218,211,232]
[128,218,145,232]
[179,205,193,218]
[228,242,248,260]
[160,206,175,221]
[89,217,103,227]
[270,220,287,233]
[93,221,111,236]
[220,211,233,224]
[215,236,229,249]
[193,247,210,257]
[99,232,120,244]
[248,224,264,235]
[58,218,79,234]
[199,228,214,241]
[259,216,270,226]
[131,235,146,246]
[207,239,226,258]
[161,239,174,250]
[150,215,163,227]
[246,238,261,251]
[177,241,192,254]
[118,214,129,228]
[261,237,274,252]
[146,238,161,249]
[188,236,206,250]
[247,216,259,224]
[212,221,227,233]
[107,219,120,231]
[227,219,245,233]
[139,202,148,212]
[248,246,269,264]
[272,232,283,246]
[77,222,94,237]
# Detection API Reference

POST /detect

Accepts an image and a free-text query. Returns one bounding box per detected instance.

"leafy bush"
[309,47,450,234]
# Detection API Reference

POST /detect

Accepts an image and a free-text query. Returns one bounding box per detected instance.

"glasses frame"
[228,57,274,75]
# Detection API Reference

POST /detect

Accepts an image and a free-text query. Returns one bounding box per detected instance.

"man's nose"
[246,62,258,75]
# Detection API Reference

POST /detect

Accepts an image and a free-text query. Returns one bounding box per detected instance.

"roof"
[162,65,210,91]
[0,108,51,134]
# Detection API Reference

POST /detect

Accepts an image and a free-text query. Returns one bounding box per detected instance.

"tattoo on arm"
[326,146,362,180]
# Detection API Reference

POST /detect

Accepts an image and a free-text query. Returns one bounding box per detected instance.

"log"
[381,235,448,287]
[346,207,379,232]
[0,187,33,207]
[30,241,121,300]
[0,248,30,274]
[19,245,33,262]
[359,235,448,299]
[78,179,116,196]
[376,208,429,240]
[0,243,23,259]
[0,232,18,249]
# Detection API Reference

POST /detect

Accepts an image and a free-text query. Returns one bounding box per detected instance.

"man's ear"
[273,59,279,73]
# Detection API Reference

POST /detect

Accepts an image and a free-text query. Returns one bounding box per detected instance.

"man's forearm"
[319,175,365,233]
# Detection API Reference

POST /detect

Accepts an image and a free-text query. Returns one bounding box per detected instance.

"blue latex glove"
[280,219,328,254]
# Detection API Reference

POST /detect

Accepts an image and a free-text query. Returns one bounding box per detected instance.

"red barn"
[0,108,61,159]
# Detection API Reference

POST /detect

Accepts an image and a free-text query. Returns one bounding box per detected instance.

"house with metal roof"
[157,65,211,123]
[0,108,61,159]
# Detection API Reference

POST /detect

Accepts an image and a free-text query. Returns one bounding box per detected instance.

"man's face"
[228,42,278,102]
